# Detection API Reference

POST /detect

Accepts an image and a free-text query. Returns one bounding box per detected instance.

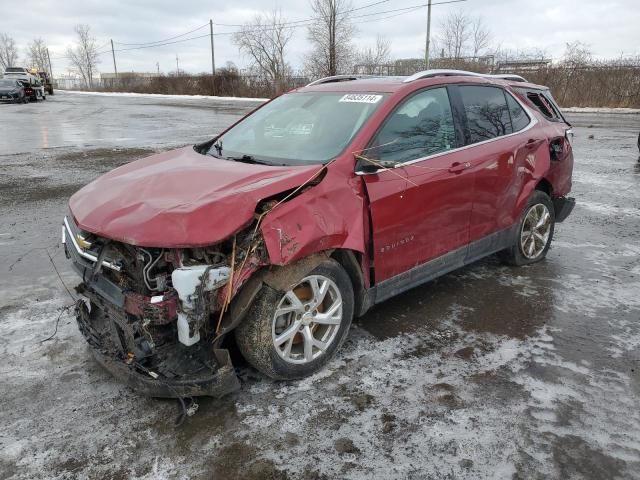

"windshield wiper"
[225,154,273,166]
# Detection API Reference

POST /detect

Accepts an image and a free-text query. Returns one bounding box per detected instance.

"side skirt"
[370,225,517,305]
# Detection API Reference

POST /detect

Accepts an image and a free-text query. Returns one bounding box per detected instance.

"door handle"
[448,162,470,174]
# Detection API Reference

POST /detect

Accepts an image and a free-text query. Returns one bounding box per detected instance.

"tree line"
[2,0,639,107]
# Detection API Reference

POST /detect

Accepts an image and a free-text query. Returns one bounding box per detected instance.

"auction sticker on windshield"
[339,94,383,103]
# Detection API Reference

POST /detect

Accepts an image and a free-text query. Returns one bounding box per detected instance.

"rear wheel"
[499,190,555,266]
[235,259,354,380]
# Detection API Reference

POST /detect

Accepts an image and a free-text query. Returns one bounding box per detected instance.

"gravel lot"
[1,91,639,480]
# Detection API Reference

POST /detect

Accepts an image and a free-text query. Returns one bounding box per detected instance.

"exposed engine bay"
[62,214,265,397]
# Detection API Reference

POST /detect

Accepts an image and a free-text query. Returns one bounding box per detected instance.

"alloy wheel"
[520,203,552,259]
[271,275,343,364]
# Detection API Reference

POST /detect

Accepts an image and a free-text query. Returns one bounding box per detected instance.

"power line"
[48,0,469,61]
[114,23,209,46]
[214,0,393,27]
[112,34,211,53]
[212,0,468,37]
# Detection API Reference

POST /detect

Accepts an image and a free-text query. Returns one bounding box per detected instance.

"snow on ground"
[61,90,268,103]
[2,97,640,479]
[563,107,640,114]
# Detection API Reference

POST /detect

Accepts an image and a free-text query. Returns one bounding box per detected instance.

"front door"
[359,86,475,282]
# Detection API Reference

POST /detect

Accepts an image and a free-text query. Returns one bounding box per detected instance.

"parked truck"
[3,66,46,101]
[38,70,54,95]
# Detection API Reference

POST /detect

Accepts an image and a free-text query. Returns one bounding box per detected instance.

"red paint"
[70,146,320,247]
[69,75,574,290]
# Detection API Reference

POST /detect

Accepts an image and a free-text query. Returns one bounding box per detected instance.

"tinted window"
[459,86,512,144]
[370,87,455,163]
[506,93,530,132]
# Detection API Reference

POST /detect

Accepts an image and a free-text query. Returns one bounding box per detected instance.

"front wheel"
[235,259,354,380]
[499,190,555,266]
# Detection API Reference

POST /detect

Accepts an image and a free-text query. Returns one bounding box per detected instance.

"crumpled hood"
[69,146,320,247]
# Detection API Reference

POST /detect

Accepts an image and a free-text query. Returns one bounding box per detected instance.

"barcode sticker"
[339,94,383,104]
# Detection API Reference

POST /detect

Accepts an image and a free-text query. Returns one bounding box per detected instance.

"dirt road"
[1,92,639,479]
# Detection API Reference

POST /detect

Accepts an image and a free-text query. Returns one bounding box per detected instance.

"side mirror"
[357,162,381,174]
[355,155,397,174]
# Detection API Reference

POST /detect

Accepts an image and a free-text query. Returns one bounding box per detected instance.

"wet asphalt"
[0,92,639,480]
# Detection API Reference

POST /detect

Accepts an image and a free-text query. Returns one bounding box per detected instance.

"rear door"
[359,86,474,282]
[454,85,539,246]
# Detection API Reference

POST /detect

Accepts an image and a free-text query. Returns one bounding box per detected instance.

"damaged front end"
[62,215,262,398]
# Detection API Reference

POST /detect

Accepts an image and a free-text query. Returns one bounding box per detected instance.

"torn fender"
[511,136,552,219]
[260,167,368,265]
[511,117,573,219]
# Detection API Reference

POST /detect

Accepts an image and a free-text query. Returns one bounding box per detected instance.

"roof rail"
[306,74,377,87]
[402,69,528,83]
[402,69,482,83]
[486,74,528,82]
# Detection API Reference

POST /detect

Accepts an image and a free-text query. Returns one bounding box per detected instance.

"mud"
[1,93,639,479]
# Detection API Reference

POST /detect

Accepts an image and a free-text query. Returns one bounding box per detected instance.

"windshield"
[0,79,16,87]
[209,92,387,165]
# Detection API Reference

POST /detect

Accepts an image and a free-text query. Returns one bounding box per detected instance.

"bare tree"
[0,33,19,71]
[356,35,392,74]
[471,17,491,58]
[27,38,49,72]
[306,0,356,78]
[439,11,472,59]
[562,41,592,67]
[66,24,100,88]
[233,10,293,95]
[558,41,593,104]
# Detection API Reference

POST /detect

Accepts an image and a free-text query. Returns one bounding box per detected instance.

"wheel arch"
[535,177,553,197]
[330,249,372,318]
[221,248,372,337]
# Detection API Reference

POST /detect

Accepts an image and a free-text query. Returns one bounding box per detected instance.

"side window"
[459,86,512,144]
[506,93,530,132]
[518,89,560,121]
[370,87,455,163]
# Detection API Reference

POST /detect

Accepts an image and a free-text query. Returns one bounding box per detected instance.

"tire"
[499,190,555,266]
[22,96,28,104]
[235,259,354,380]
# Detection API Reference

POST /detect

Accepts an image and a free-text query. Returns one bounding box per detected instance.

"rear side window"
[459,86,512,144]
[506,93,530,132]
[519,89,560,121]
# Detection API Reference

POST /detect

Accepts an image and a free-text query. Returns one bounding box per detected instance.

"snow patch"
[61,90,268,103]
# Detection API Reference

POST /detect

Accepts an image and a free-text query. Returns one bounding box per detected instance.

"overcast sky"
[3,0,639,76]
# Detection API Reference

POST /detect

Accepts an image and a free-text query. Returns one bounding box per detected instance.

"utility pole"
[110,39,118,80]
[210,18,216,95]
[425,0,432,69]
[46,47,53,78]
[156,61,160,75]
[209,19,216,76]
[176,55,179,75]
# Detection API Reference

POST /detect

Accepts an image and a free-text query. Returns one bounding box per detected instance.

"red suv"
[63,70,574,397]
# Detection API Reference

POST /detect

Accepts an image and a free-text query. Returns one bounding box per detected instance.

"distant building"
[495,59,552,72]
[99,72,160,88]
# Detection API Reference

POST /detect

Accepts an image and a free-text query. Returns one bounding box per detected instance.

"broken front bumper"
[73,281,240,399]
[63,217,240,398]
